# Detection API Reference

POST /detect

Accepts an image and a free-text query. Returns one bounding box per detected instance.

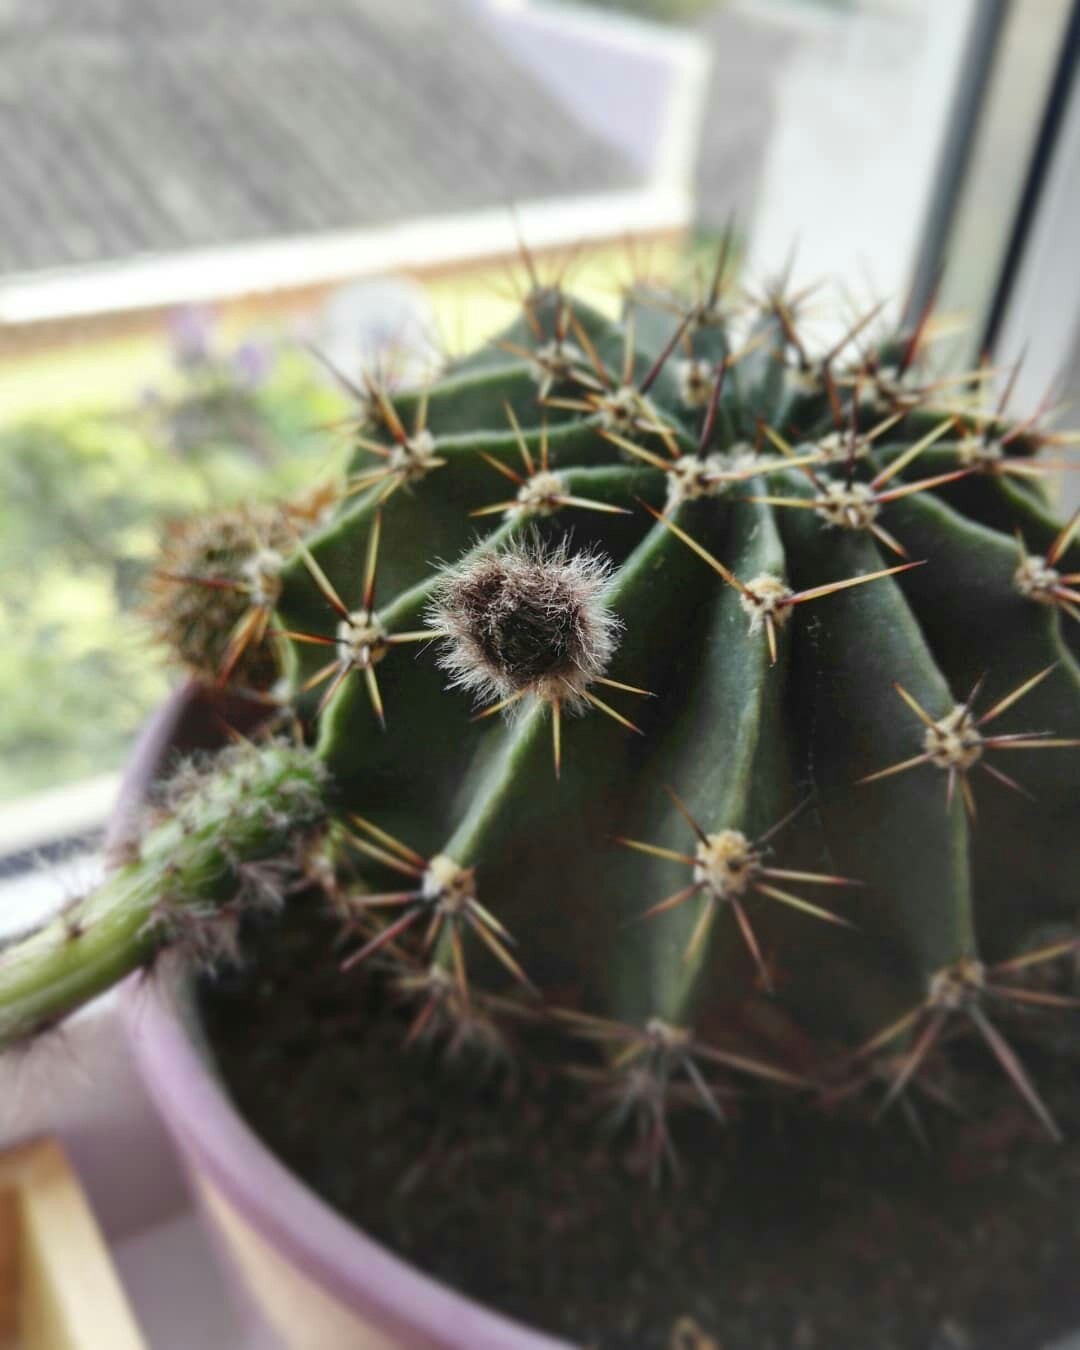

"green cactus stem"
[0,742,325,1044]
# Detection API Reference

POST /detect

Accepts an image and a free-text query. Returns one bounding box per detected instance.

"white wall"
[474,0,711,192]
[746,0,978,318]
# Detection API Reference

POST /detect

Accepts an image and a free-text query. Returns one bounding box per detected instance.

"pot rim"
[118,681,570,1350]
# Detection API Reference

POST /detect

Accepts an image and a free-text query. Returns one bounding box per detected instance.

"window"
[1,0,1075,862]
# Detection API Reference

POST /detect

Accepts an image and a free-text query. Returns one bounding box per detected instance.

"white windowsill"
[0,773,118,863]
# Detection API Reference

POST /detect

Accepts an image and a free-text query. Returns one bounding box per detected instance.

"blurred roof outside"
[0,0,709,326]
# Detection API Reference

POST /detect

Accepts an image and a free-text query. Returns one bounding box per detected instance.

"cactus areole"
[3,246,1080,1348]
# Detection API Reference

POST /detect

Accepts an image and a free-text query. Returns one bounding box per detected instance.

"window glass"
[0,0,1015,829]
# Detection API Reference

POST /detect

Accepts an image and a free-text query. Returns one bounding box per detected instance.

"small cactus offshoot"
[146,507,289,688]
[3,240,1080,1178]
[0,741,325,1043]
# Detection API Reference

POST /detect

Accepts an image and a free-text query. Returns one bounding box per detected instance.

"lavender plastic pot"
[118,682,569,1350]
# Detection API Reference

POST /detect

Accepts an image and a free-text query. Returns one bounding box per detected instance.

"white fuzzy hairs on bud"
[426,535,622,713]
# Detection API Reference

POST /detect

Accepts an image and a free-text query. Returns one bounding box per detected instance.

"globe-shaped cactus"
[2,246,1078,1173]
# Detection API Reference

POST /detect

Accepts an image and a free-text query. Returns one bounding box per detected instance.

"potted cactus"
[2,246,1079,1349]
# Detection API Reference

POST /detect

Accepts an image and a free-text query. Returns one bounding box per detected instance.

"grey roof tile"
[0,0,638,273]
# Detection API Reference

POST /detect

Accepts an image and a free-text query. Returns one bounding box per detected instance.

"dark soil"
[200,910,1080,1350]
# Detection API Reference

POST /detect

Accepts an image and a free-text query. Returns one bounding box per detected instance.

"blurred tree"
[0,321,345,800]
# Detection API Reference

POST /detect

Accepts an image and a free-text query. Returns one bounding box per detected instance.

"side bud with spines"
[0,741,326,1044]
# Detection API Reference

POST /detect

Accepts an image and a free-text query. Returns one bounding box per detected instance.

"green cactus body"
[271,285,1079,1123]
[2,272,1078,1147]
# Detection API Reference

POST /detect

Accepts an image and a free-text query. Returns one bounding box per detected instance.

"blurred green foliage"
[560,0,852,19]
[0,329,345,801]
[562,0,720,20]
